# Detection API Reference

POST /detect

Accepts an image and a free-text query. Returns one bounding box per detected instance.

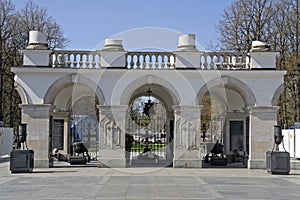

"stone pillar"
[248,41,279,69]
[165,111,174,166]
[174,34,202,69]
[20,104,53,168]
[20,31,52,67]
[100,39,126,68]
[97,105,128,168]
[247,106,279,169]
[172,105,202,168]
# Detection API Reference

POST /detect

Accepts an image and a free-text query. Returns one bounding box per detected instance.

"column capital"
[51,111,70,118]
[172,105,203,113]
[20,104,54,118]
[245,106,279,114]
[97,105,128,112]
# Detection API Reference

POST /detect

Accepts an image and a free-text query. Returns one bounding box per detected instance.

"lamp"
[18,123,28,149]
[143,88,154,117]
[273,125,284,151]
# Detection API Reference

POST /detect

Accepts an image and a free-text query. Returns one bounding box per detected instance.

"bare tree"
[216,0,275,52]
[0,0,20,127]
[16,0,69,49]
[216,0,300,128]
[0,0,69,128]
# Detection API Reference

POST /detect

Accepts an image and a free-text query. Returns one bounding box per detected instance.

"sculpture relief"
[100,111,123,150]
[175,113,201,150]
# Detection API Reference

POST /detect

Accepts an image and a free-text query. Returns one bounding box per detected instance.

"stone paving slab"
[1,161,300,199]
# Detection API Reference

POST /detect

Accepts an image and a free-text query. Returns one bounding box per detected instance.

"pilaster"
[97,105,128,168]
[20,104,53,168]
[246,106,279,169]
[172,105,202,168]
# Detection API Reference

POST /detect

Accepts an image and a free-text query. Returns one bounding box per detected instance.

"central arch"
[120,75,181,107]
[121,76,180,167]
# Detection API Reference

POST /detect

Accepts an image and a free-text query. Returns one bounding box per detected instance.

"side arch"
[272,83,284,106]
[15,83,30,104]
[197,76,256,106]
[44,74,106,105]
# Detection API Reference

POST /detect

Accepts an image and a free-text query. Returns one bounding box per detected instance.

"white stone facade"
[11,32,286,168]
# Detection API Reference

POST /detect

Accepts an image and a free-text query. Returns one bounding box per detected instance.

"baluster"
[86,54,91,68]
[164,54,168,69]
[68,53,71,68]
[145,54,150,69]
[199,55,203,69]
[91,53,96,68]
[160,54,165,69]
[97,54,101,68]
[203,54,208,69]
[53,53,58,67]
[209,55,215,69]
[73,54,77,68]
[130,54,135,68]
[171,55,175,68]
[136,54,141,68]
[79,53,84,68]
[239,54,243,69]
[142,54,146,69]
[229,54,234,69]
[155,54,159,69]
[216,54,221,69]
[149,54,154,68]
[240,54,246,69]
[220,54,224,69]
[166,54,171,68]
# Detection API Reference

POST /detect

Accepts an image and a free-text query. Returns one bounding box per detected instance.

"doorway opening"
[70,96,99,162]
[200,91,248,168]
[126,89,173,167]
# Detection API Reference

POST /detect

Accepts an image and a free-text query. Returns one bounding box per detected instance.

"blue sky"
[12,0,235,50]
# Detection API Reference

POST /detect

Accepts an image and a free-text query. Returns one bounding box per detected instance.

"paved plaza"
[1,159,300,199]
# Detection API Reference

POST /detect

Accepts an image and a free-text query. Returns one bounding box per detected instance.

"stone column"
[97,105,128,168]
[20,104,53,168]
[165,111,174,166]
[247,106,279,169]
[172,105,202,168]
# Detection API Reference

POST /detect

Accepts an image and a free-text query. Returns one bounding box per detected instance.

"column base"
[248,159,266,169]
[98,158,126,168]
[34,159,50,168]
[173,159,202,168]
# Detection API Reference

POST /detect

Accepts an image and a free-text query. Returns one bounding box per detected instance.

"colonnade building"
[12,31,285,169]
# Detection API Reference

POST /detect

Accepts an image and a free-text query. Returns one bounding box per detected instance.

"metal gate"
[126,98,168,166]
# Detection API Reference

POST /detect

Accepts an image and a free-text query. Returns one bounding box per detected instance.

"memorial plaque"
[52,119,64,150]
[230,121,244,151]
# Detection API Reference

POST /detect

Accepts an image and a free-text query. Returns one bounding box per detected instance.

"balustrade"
[52,50,101,68]
[200,52,250,70]
[50,50,250,70]
[126,52,176,69]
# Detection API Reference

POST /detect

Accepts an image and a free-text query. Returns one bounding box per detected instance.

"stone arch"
[272,83,284,106]
[119,75,181,109]
[15,83,29,104]
[197,76,256,107]
[44,74,106,105]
